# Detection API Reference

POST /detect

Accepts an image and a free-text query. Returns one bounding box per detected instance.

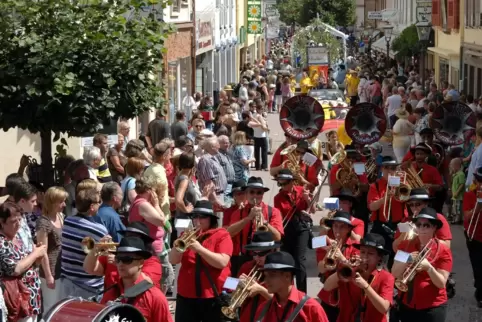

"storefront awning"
[371,36,398,58]
[427,47,459,58]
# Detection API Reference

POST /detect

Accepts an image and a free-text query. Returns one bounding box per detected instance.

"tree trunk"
[40,131,54,188]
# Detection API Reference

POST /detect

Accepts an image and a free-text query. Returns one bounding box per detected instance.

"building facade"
[236,0,247,72]
[461,0,482,97]
[195,0,216,96]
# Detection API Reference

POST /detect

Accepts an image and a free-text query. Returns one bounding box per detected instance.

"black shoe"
[478,300,482,308]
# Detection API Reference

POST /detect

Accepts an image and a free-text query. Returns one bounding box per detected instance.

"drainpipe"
[459,0,465,91]
[191,0,197,94]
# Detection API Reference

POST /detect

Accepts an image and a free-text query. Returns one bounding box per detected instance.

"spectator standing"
[83,146,102,181]
[216,135,236,201]
[386,86,402,129]
[230,131,255,183]
[171,111,188,141]
[106,134,127,183]
[146,108,171,153]
[93,133,112,183]
[97,182,126,242]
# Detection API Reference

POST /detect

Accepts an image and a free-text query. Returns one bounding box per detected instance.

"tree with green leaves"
[277,0,356,27]
[391,24,421,60]
[0,0,173,186]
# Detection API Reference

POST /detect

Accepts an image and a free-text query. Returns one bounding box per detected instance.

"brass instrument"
[82,237,119,256]
[467,186,482,241]
[221,266,261,319]
[173,227,201,253]
[402,222,418,240]
[383,171,411,221]
[324,238,342,270]
[366,158,378,183]
[280,144,303,185]
[406,165,425,188]
[332,150,360,196]
[395,239,437,292]
[337,255,363,282]
[320,209,337,228]
[253,199,268,232]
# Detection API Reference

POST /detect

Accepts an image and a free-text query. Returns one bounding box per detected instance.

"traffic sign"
[368,11,383,20]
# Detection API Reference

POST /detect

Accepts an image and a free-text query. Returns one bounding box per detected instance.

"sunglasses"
[384,166,397,171]
[115,256,142,264]
[191,214,210,219]
[415,222,432,229]
[253,250,271,257]
[277,181,290,187]
[249,190,264,196]
[407,202,423,208]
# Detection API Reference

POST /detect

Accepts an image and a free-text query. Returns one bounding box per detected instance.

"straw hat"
[395,108,409,119]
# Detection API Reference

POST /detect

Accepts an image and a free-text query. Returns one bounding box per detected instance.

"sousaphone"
[345,102,387,145]
[431,101,476,146]
[279,95,325,140]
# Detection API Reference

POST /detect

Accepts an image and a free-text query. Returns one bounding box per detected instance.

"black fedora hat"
[354,233,389,254]
[229,180,246,196]
[244,231,281,251]
[192,200,218,218]
[118,221,154,243]
[419,128,434,136]
[324,210,354,228]
[474,167,482,181]
[344,144,358,154]
[242,176,270,192]
[414,143,432,154]
[296,140,313,152]
[412,207,443,229]
[275,169,295,181]
[381,155,399,166]
[115,236,152,259]
[408,188,433,201]
[330,188,357,205]
[260,251,297,272]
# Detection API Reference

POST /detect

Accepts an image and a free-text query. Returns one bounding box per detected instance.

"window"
[439,58,449,88]
[171,0,181,15]
[466,0,482,27]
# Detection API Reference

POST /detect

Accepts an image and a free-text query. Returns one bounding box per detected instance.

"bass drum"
[43,298,145,322]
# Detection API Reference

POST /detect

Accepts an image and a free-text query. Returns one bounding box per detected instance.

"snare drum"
[43,298,145,322]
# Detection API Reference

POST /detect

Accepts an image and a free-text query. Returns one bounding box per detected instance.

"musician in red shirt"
[84,221,162,289]
[329,144,369,196]
[169,200,233,322]
[320,189,365,241]
[367,156,407,266]
[100,237,172,322]
[392,208,452,322]
[273,169,313,293]
[236,231,279,322]
[462,167,482,307]
[227,177,284,276]
[223,180,247,227]
[269,133,295,177]
[317,211,360,322]
[254,251,329,322]
[393,188,452,251]
[323,233,394,322]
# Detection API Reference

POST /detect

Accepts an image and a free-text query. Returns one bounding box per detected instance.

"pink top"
[281,83,291,96]
[129,196,165,254]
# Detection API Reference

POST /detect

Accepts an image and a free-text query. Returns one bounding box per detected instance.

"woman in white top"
[392,108,415,162]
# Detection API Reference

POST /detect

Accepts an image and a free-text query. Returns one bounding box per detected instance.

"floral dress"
[230,145,250,183]
[0,233,41,316]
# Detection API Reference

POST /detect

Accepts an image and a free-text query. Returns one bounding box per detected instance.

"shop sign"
[196,13,214,55]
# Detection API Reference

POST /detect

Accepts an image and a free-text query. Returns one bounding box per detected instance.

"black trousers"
[350,95,358,107]
[465,231,482,301]
[398,303,447,322]
[432,187,446,214]
[281,220,310,293]
[353,192,370,236]
[254,137,268,170]
[321,301,339,322]
[175,295,221,322]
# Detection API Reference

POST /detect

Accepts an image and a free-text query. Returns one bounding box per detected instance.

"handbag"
[2,277,31,321]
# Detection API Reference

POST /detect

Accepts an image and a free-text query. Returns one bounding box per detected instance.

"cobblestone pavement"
[170,113,482,321]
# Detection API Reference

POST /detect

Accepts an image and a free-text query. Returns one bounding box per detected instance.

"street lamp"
[383,25,394,67]
[416,22,432,91]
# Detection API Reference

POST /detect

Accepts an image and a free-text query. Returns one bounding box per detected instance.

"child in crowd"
[450,157,465,224]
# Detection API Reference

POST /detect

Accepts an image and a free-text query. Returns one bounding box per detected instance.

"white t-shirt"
[386,94,402,116]
[266,59,274,70]
[415,99,425,109]
[251,113,267,138]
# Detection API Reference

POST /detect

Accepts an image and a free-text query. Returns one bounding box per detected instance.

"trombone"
[395,239,436,292]
[82,237,119,256]
[221,266,261,319]
[173,227,201,253]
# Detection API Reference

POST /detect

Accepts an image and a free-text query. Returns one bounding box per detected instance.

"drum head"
[345,103,387,145]
[95,303,145,322]
[280,95,325,140]
[431,101,476,146]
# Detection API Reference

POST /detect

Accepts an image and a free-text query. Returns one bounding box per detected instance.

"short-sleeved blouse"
[36,214,63,279]
[0,233,41,315]
[230,146,250,182]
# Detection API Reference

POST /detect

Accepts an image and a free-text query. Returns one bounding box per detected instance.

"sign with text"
[196,13,214,55]
[306,46,329,66]
[264,4,279,17]
[368,11,383,20]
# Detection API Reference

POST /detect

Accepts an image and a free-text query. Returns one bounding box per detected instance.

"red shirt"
[223,204,240,227]
[177,228,233,298]
[397,239,452,310]
[237,260,268,322]
[330,164,368,195]
[367,178,407,223]
[351,217,365,238]
[393,214,452,247]
[254,287,329,322]
[100,274,172,322]
[99,255,162,289]
[228,202,284,255]
[274,186,309,221]
[402,149,450,172]
[463,191,482,242]
[337,269,394,322]
[270,143,288,168]
[411,163,443,194]
[316,231,360,306]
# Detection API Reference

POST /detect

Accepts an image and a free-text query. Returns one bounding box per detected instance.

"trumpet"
[403,222,418,240]
[337,255,364,282]
[253,199,269,232]
[324,238,342,270]
[82,237,119,256]
[395,239,436,292]
[173,227,200,253]
[221,266,261,319]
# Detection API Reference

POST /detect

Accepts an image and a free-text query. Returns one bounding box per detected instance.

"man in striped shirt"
[60,188,108,299]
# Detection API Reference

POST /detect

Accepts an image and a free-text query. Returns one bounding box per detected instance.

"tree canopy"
[276,0,356,27]
[391,24,421,59]
[0,0,173,185]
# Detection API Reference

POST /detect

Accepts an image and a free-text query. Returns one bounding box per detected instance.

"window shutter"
[453,0,460,29]
[432,0,441,26]
[447,0,455,29]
